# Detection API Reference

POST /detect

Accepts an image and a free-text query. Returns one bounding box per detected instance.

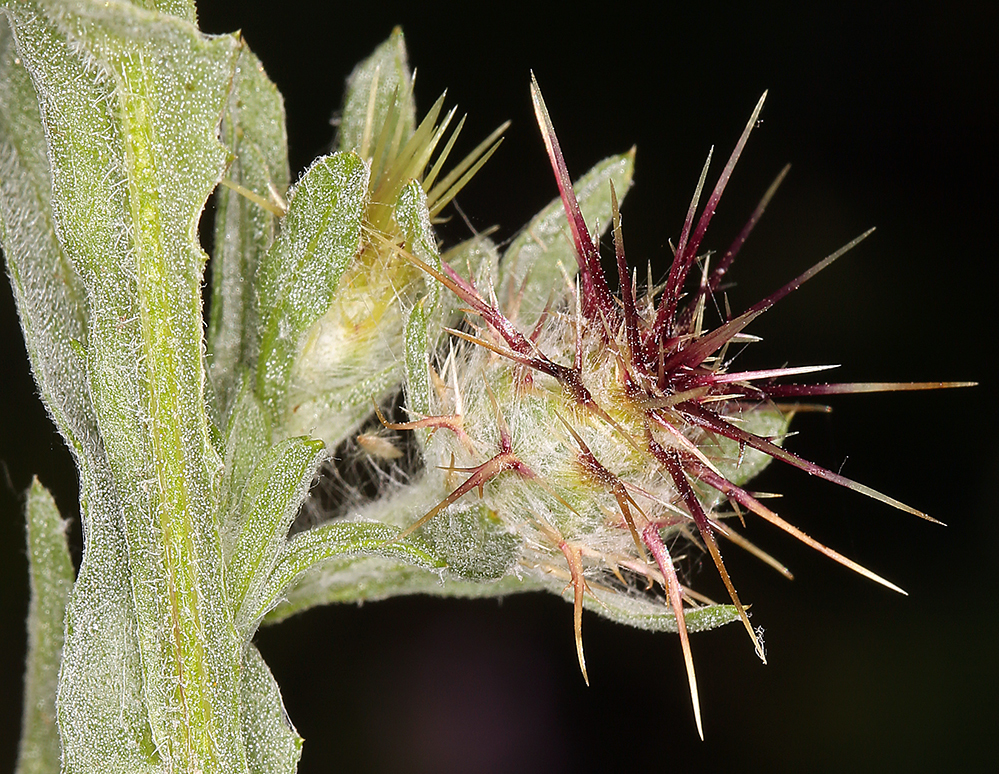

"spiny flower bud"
[378,74,972,738]
[281,29,505,448]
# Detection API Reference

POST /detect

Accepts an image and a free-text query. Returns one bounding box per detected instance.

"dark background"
[2,2,996,772]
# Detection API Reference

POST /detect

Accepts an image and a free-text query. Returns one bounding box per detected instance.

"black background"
[2,2,996,772]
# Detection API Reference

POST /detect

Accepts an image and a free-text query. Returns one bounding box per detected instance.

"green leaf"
[255,151,369,429]
[0,11,96,471]
[260,472,540,622]
[267,560,543,625]
[252,520,446,626]
[16,480,74,774]
[336,26,414,164]
[442,233,500,321]
[219,381,272,549]
[240,646,302,774]
[583,589,740,634]
[394,177,442,310]
[227,436,327,637]
[403,302,432,453]
[499,150,636,329]
[208,42,289,418]
[4,3,248,770]
[125,0,196,23]
[419,502,520,581]
[57,466,161,774]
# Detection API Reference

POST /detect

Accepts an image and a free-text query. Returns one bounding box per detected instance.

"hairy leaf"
[227,436,327,637]
[241,646,302,774]
[16,480,74,774]
[584,590,740,635]
[336,26,414,161]
[208,42,289,417]
[219,382,272,551]
[57,465,161,774]
[254,520,446,625]
[1,13,157,772]
[267,559,543,624]
[3,3,248,770]
[0,10,95,476]
[255,151,369,429]
[403,302,432,454]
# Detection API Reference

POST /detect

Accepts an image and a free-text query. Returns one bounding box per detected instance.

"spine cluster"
[377,76,963,737]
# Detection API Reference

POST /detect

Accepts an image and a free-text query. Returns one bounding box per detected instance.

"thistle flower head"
[382,75,973,738]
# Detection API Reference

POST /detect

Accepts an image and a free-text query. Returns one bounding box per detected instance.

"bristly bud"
[382,75,974,738]
[281,29,506,449]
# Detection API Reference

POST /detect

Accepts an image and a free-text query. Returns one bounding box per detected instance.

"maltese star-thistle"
[5,11,974,767]
[372,74,972,739]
